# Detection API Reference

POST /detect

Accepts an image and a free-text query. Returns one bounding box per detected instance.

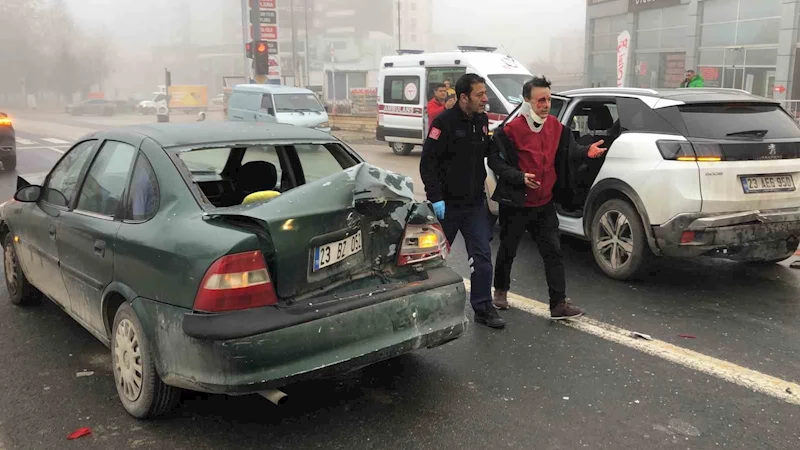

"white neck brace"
[521,102,547,132]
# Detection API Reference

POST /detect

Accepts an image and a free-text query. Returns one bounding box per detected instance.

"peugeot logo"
[767,143,777,156]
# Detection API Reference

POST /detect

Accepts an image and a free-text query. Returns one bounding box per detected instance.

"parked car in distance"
[487,87,800,280]
[66,99,117,116]
[0,112,16,171]
[0,122,467,418]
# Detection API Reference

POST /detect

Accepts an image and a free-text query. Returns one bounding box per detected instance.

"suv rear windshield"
[678,103,800,140]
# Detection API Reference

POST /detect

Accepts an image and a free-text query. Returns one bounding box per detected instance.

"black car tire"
[3,156,16,172]
[3,233,41,306]
[590,199,650,280]
[391,142,413,156]
[112,302,181,418]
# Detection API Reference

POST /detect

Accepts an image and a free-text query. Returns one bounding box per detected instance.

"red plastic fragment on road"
[67,427,92,440]
[678,334,696,339]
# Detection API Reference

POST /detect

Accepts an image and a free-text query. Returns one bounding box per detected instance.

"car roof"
[556,87,779,105]
[117,122,338,149]
[232,84,315,95]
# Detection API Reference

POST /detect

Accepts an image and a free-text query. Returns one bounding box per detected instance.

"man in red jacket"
[488,76,606,319]
[427,83,453,124]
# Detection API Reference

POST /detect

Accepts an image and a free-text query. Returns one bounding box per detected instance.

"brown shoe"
[492,290,509,310]
[550,300,584,320]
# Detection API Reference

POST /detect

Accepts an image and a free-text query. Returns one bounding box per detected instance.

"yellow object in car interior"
[242,190,281,205]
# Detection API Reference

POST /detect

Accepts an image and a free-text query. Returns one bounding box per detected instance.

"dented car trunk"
[203,163,438,300]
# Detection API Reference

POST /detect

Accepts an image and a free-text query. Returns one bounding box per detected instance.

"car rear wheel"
[391,142,413,156]
[3,233,41,306]
[590,199,650,280]
[3,156,16,172]
[112,302,180,418]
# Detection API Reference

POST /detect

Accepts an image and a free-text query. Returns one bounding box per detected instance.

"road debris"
[75,371,94,378]
[787,387,794,395]
[678,334,696,339]
[631,331,653,341]
[66,427,92,440]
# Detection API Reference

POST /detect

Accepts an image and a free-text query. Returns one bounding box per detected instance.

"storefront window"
[701,23,737,47]
[590,53,616,87]
[746,48,778,66]
[738,0,782,20]
[592,15,628,52]
[702,0,738,23]
[636,5,688,50]
[701,0,781,47]
[634,52,685,88]
[736,19,780,46]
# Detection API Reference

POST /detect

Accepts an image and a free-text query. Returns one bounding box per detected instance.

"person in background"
[444,79,456,98]
[488,76,606,319]
[681,70,704,88]
[420,73,505,329]
[427,84,455,124]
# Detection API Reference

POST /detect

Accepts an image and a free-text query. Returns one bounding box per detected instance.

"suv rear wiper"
[726,129,768,138]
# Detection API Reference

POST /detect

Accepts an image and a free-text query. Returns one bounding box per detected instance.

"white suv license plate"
[740,174,795,194]
[313,231,362,272]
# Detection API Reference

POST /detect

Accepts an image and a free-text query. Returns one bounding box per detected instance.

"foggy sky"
[65,0,587,63]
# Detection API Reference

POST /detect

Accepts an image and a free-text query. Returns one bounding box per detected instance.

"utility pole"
[304,0,310,88]
[240,0,250,81]
[291,0,299,87]
[397,0,402,49]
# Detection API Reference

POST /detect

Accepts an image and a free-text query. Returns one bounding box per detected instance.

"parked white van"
[376,46,533,155]
[228,84,330,132]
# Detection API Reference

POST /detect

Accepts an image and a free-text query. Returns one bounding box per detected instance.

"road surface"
[0,111,798,449]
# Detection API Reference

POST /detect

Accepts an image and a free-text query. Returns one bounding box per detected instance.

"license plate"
[313,231,362,271]
[740,174,796,193]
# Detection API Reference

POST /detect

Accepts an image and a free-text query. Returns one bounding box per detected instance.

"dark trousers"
[440,199,493,312]
[494,202,566,308]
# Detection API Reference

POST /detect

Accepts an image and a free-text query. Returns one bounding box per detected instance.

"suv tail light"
[397,224,449,266]
[657,140,722,162]
[194,250,278,313]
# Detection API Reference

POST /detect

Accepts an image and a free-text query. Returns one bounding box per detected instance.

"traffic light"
[245,41,253,59]
[253,41,269,74]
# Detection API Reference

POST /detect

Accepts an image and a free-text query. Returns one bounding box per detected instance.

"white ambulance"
[376,46,533,155]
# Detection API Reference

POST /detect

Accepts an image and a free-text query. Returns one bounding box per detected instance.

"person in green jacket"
[681,70,704,88]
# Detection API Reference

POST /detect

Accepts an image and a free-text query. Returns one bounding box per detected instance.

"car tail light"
[397,224,449,266]
[194,250,278,313]
[657,140,722,162]
[680,231,696,244]
[0,117,11,126]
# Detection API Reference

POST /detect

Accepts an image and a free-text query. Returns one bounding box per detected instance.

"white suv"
[486,87,800,280]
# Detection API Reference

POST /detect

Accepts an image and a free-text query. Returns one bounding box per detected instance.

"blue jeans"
[440,199,494,312]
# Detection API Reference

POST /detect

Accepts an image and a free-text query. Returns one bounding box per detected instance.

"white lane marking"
[45,147,65,154]
[41,138,70,144]
[463,280,800,406]
[14,145,68,152]
[15,138,36,145]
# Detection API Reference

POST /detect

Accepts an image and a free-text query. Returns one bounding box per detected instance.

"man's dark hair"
[434,83,446,90]
[455,73,486,99]
[522,76,552,100]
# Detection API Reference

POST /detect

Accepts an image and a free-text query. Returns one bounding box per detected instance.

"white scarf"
[520,102,547,132]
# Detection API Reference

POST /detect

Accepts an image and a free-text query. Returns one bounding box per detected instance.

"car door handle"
[49,224,57,240]
[94,240,106,257]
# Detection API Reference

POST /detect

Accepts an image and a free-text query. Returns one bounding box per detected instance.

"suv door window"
[43,140,98,207]
[76,141,137,217]
[242,145,284,190]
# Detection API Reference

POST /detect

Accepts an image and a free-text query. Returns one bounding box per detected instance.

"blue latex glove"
[432,201,446,220]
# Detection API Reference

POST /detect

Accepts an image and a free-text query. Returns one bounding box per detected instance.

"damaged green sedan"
[0,122,468,418]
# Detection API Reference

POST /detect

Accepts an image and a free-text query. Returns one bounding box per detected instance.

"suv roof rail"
[676,87,751,94]
[457,45,498,53]
[396,49,425,55]
[560,87,660,96]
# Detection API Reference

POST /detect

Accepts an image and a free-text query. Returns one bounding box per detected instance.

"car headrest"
[588,106,614,131]
[235,161,278,194]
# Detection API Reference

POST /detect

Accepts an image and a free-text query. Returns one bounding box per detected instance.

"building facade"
[585,0,800,100]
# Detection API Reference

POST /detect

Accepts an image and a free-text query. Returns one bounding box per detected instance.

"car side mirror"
[267,108,275,116]
[14,185,42,203]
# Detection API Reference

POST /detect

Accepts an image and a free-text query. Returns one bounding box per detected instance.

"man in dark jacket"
[488,76,606,319]
[420,73,504,329]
